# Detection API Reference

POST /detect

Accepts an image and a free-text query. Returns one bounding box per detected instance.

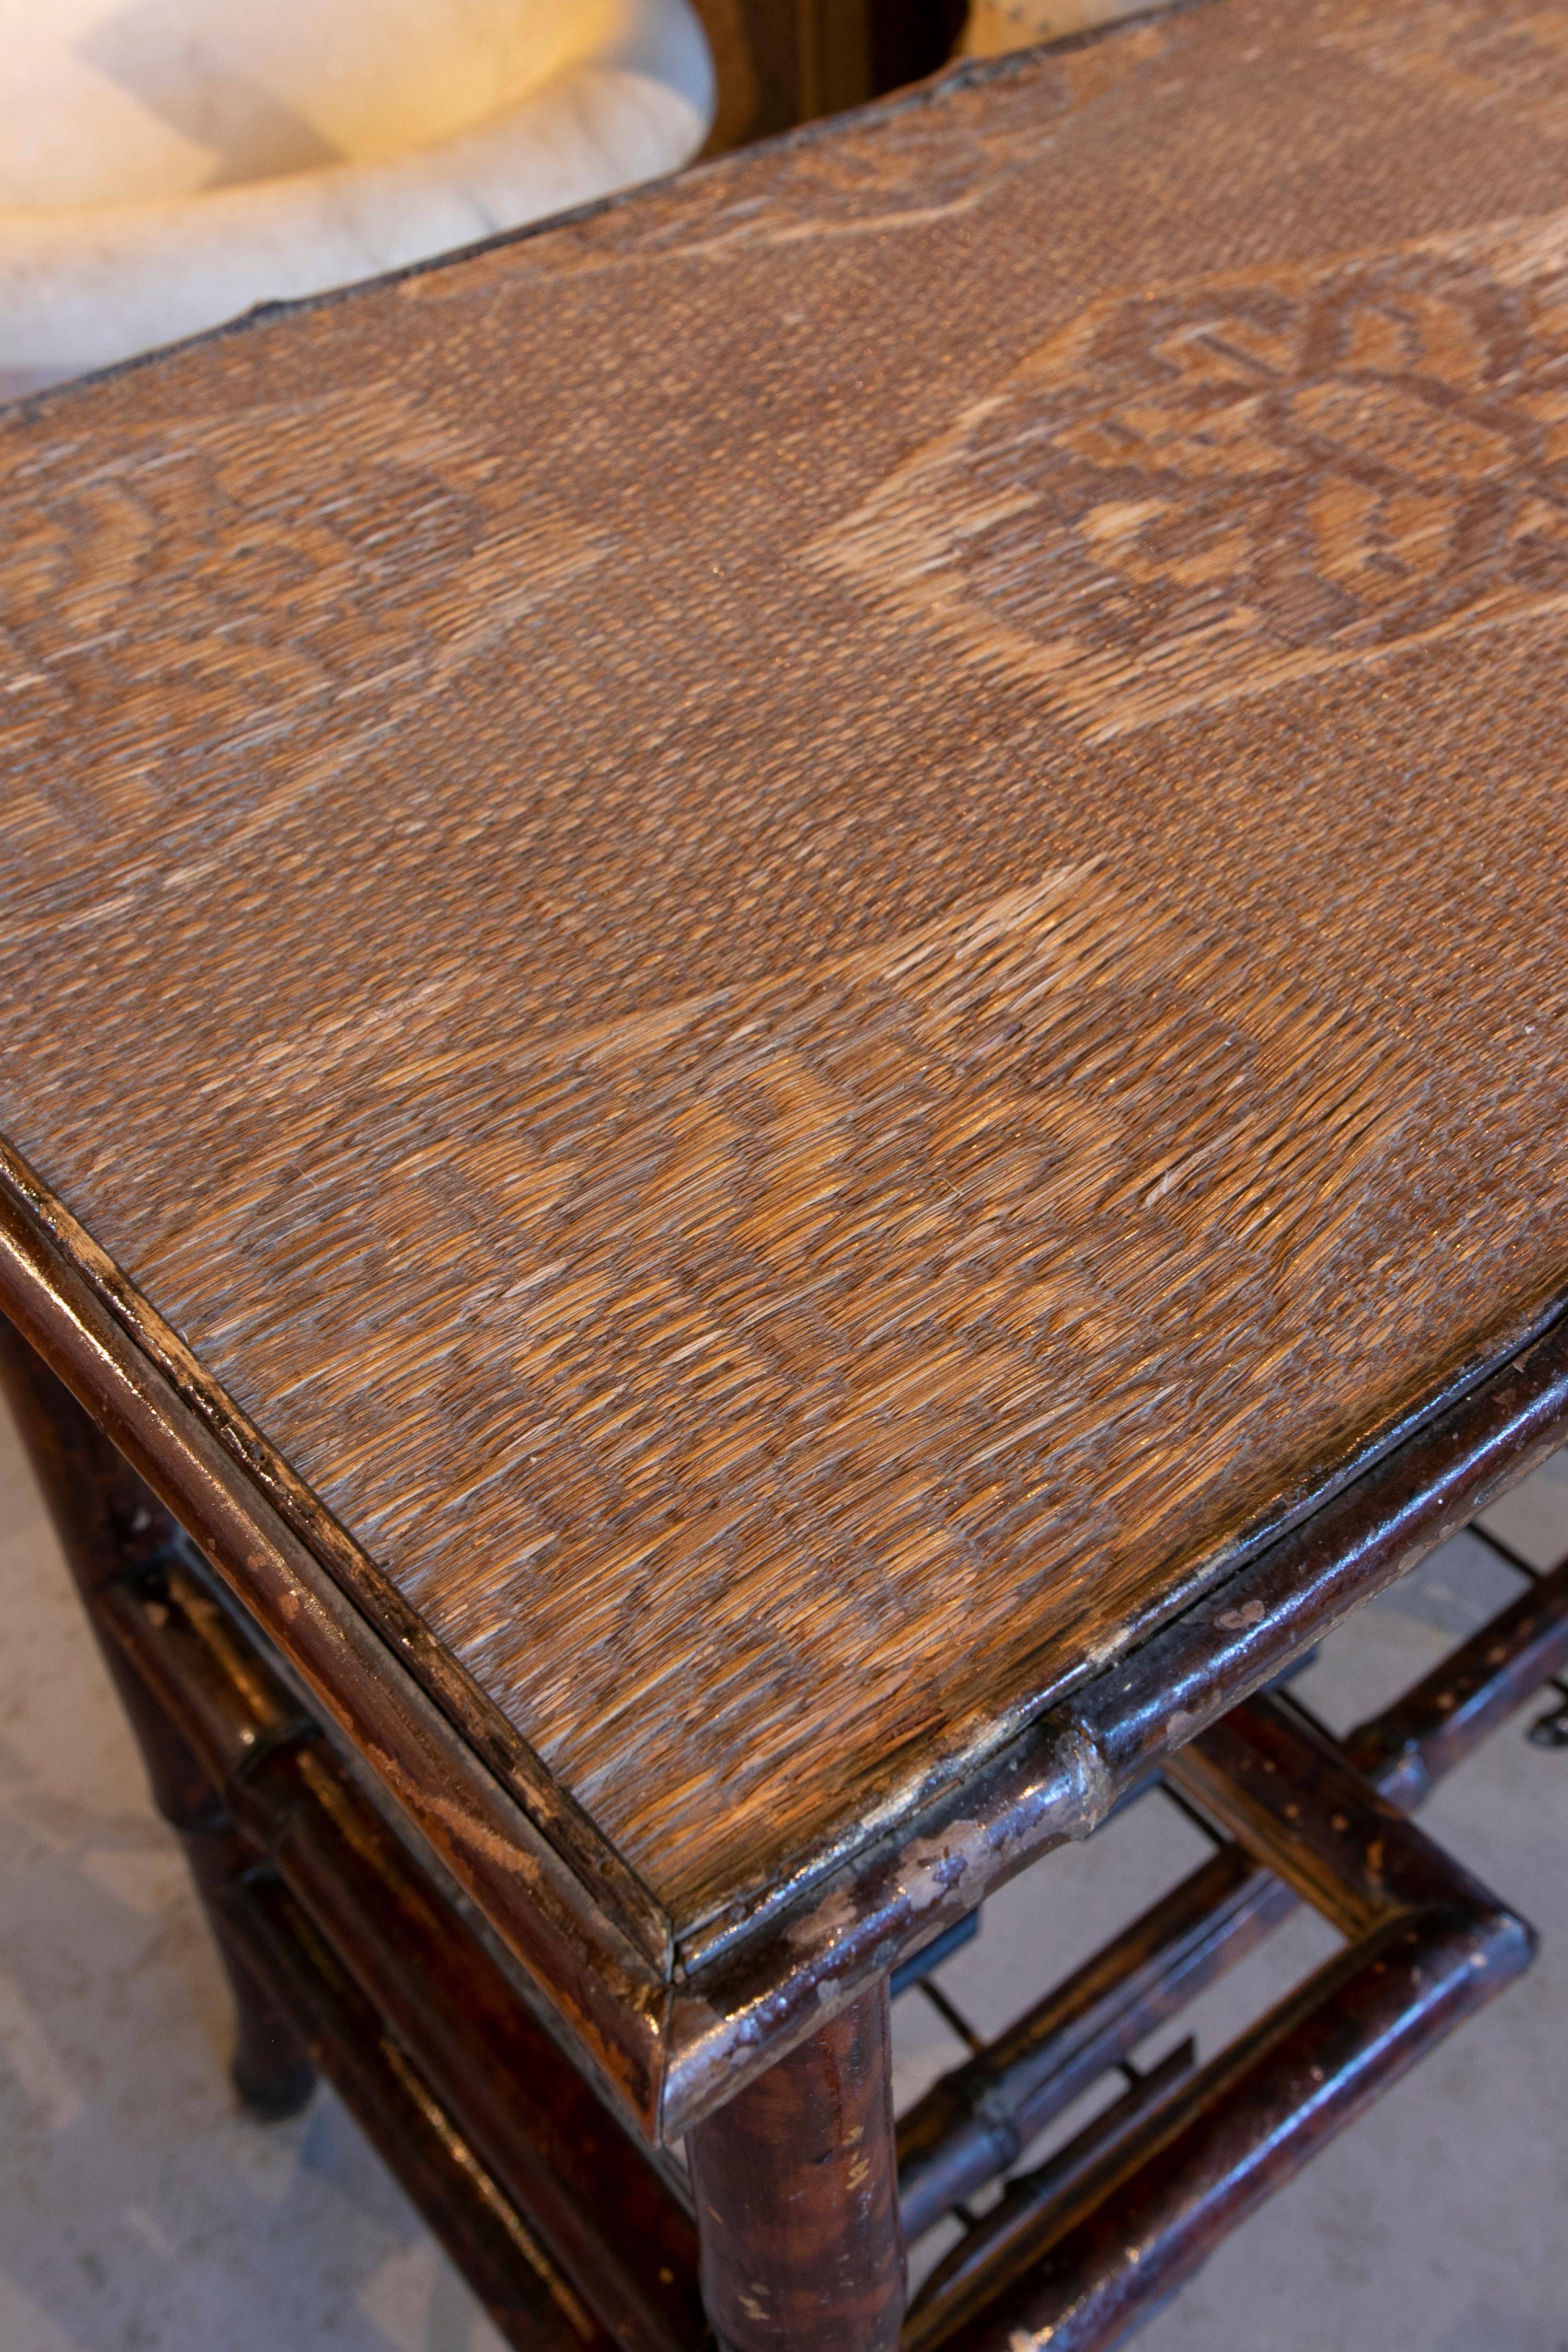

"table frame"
[8,1282,1563,2348]
[2,1135,1566,2147]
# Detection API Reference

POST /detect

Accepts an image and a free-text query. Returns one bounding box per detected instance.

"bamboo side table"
[4,0,1568,2343]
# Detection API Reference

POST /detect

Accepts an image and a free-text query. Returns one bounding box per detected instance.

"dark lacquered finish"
[912,2038,1198,2315]
[97,1557,707,2352]
[231,1870,615,2352]
[687,1981,905,2352]
[905,1697,1534,2351]
[901,1527,1568,2252]
[896,1847,1293,2240]
[1345,1552,1568,1803]
[0,1313,705,2352]
[0,1315,319,2119]
[183,1828,319,2118]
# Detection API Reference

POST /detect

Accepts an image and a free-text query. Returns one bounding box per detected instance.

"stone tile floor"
[2,1396,1565,2350]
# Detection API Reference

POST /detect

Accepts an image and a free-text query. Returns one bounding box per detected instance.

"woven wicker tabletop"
[2,0,1567,1957]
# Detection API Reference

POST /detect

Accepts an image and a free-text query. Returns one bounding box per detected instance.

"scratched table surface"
[2,0,1567,1951]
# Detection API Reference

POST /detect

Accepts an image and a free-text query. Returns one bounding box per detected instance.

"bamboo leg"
[686,1979,904,2352]
[0,1316,315,2119]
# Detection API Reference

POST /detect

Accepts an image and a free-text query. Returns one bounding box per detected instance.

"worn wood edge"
[670,1268,1568,1975]
[660,1290,1568,2137]
[0,1162,675,2138]
[0,1136,671,1970]
[167,1549,693,2215]
[0,0,1202,426]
